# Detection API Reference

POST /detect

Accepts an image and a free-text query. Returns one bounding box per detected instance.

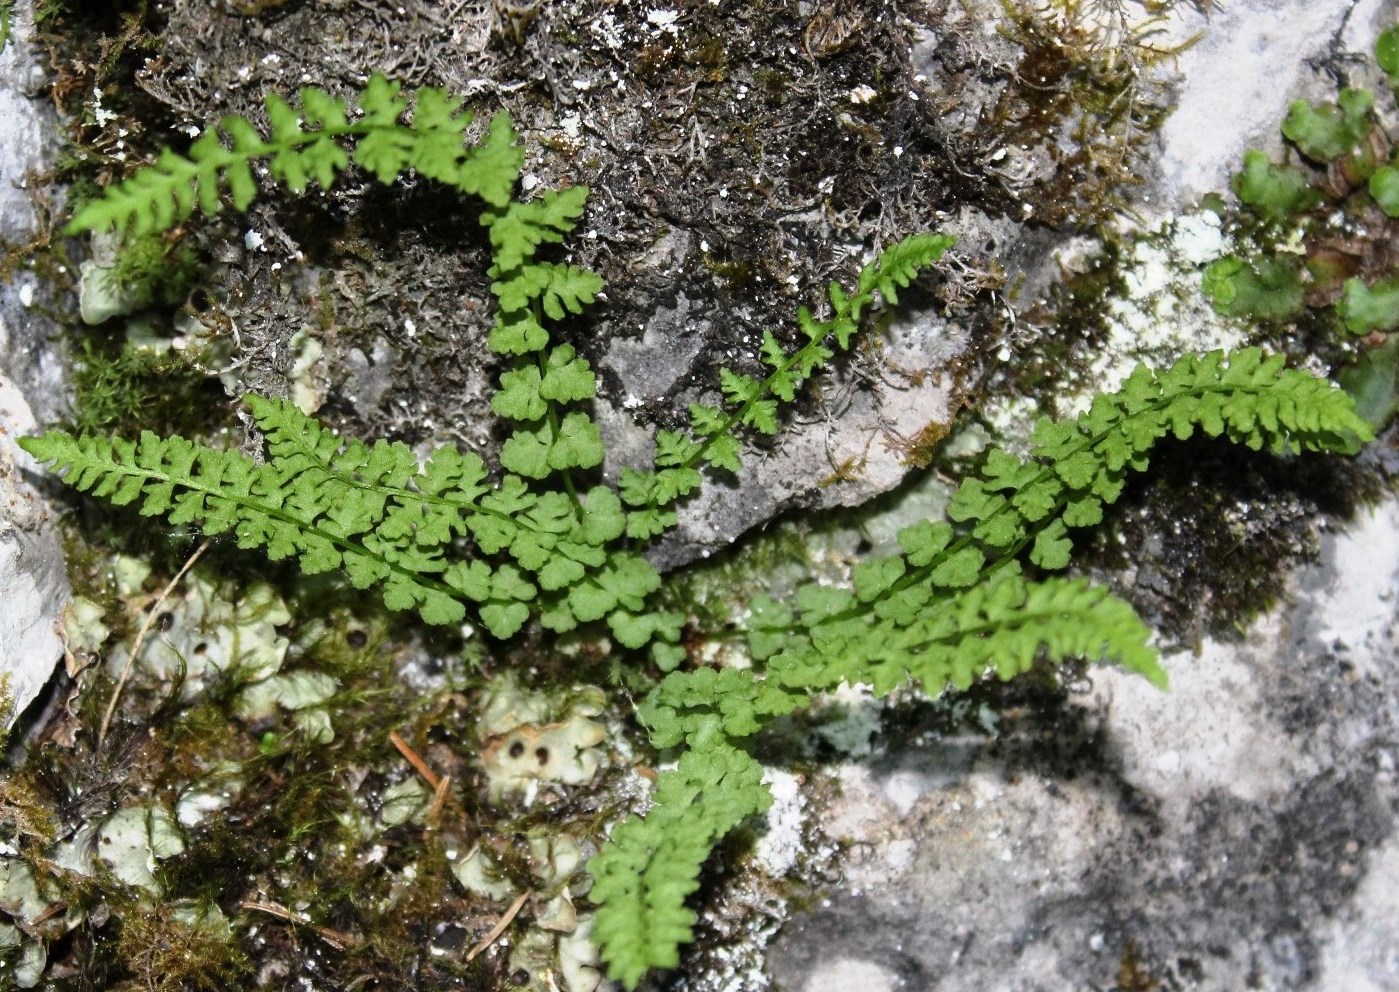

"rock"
[1154,0,1391,207]
[113,0,1173,567]
[763,6,1399,988]
[0,376,68,733]
[0,1,68,732]
[768,499,1399,992]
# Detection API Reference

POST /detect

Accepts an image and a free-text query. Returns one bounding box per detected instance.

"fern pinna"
[25,74,1375,990]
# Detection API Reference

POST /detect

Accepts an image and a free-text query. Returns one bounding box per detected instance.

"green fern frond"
[588,745,772,989]
[20,396,645,638]
[941,347,1372,571]
[590,348,1370,984]
[618,233,956,533]
[65,75,526,239]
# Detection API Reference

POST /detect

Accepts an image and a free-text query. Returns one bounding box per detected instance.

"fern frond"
[18,425,473,625]
[483,185,590,273]
[617,233,956,537]
[588,745,771,989]
[939,347,1372,572]
[644,575,1158,751]
[65,75,525,239]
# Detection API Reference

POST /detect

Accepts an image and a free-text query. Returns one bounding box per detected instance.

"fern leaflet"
[587,745,771,989]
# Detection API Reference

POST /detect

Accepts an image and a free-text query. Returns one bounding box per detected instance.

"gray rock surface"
[764,3,1399,989]
[0,2,69,729]
[768,499,1399,992]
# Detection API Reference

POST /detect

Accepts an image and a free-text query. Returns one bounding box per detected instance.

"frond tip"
[588,745,771,989]
[64,75,526,239]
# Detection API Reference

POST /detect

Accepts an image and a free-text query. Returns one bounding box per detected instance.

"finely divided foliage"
[590,347,1371,980]
[25,76,1374,989]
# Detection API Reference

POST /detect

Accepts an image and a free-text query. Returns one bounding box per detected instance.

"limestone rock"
[0,1,68,731]
[768,500,1399,992]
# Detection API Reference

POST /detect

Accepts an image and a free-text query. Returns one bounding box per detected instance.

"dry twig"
[98,540,210,748]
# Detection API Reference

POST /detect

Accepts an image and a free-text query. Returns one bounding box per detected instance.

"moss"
[654,519,814,635]
[891,419,952,470]
[1091,437,1373,643]
[109,898,249,992]
[65,336,230,438]
[0,675,12,752]
[1011,239,1127,397]
[995,0,1185,226]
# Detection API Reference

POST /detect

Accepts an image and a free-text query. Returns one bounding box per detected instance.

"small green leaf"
[1029,519,1072,570]
[500,424,552,479]
[492,366,546,421]
[540,345,597,403]
[1378,26,1399,84]
[1337,276,1399,334]
[1202,255,1306,321]
[581,486,626,545]
[550,412,604,471]
[897,520,954,566]
[1281,88,1373,163]
[1368,164,1399,217]
[1232,150,1321,222]
[928,547,985,588]
[853,556,905,602]
[490,311,550,356]
[481,601,530,638]
[704,436,742,473]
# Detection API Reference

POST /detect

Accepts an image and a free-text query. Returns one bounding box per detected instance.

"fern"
[33,72,1381,992]
[588,346,1372,987]
[588,745,771,989]
[67,75,523,238]
[618,233,956,537]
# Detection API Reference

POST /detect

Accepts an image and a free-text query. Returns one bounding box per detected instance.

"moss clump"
[65,337,229,438]
[1091,437,1368,642]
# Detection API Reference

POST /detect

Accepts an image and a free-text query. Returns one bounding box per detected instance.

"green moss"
[0,674,12,751]
[65,336,230,438]
[654,521,813,636]
[114,234,200,306]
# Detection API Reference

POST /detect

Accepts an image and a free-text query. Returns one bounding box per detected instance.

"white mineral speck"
[244,229,265,251]
[18,282,34,307]
[647,8,680,32]
[755,769,806,876]
[849,84,877,104]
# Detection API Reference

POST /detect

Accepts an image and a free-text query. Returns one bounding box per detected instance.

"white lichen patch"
[754,769,807,877]
[112,571,291,701]
[376,777,430,829]
[450,833,605,992]
[477,676,608,801]
[76,232,137,326]
[40,805,185,901]
[809,683,883,758]
[288,326,326,414]
[985,210,1249,449]
[450,844,514,900]
[1064,211,1246,417]
[93,805,186,894]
